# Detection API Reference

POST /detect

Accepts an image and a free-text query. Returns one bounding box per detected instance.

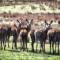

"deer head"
[44,20,53,27]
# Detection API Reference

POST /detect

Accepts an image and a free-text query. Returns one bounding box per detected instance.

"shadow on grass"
[6,49,20,52]
[45,52,60,56]
[4,48,60,56]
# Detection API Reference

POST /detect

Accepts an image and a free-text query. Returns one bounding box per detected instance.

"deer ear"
[50,20,53,25]
[44,20,48,25]
[51,20,53,23]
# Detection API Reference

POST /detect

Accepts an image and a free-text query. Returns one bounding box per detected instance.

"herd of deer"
[0,17,60,54]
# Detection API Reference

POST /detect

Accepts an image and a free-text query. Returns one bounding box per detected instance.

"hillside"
[0,1,60,13]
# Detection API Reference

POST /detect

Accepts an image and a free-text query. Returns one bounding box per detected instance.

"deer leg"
[58,41,59,54]
[36,41,38,52]
[12,40,14,49]
[15,36,17,49]
[1,39,3,50]
[15,40,17,49]
[32,41,34,52]
[42,42,44,52]
[26,38,28,51]
[44,42,45,53]
[23,39,25,51]
[40,42,43,53]
[50,42,51,53]
[7,36,10,48]
[4,41,6,50]
[52,42,54,54]
[20,38,23,50]
[55,42,56,54]
[4,37,6,50]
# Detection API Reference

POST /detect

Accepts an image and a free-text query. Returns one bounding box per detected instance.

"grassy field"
[0,42,60,60]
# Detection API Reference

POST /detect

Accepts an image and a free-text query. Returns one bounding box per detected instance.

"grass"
[0,42,60,60]
[0,49,60,60]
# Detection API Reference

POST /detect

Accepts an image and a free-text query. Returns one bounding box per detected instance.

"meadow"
[0,42,60,60]
[0,2,60,60]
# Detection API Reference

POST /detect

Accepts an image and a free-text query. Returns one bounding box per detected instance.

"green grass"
[0,42,60,60]
[0,49,60,60]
